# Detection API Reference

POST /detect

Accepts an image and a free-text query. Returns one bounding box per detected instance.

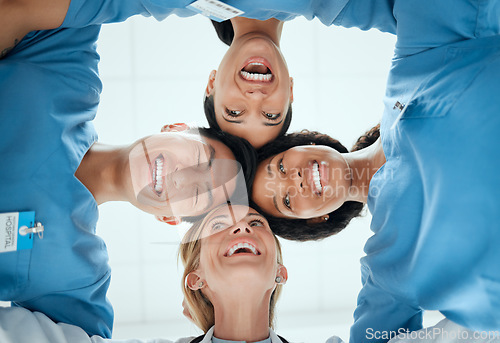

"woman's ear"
[205,70,217,97]
[155,215,182,225]
[305,215,329,225]
[289,77,294,103]
[276,264,288,285]
[161,123,190,133]
[186,272,205,291]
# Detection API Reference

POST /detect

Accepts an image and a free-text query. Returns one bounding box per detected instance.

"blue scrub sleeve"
[350,266,423,343]
[61,0,196,28]
[334,0,396,33]
[233,0,345,23]
[225,0,396,33]
[12,272,113,338]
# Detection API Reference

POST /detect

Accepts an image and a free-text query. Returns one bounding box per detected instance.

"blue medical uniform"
[0,0,198,338]
[234,0,500,341]
[219,0,396,34]
[352,2,500,342]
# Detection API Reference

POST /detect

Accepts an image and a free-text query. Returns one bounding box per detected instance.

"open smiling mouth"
[151,154,164,196]
[225,242,261,257]
[240,61,273,82]
[311,161,323,196]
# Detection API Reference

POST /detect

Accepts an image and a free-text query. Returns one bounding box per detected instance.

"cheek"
[260,127,282,142]
[249,127,283,149]
[216,120,245,138]
[199,246,217,278]
[168,198,192,216]
[294,199,320,217]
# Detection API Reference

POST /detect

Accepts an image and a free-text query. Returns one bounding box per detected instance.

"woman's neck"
[211,289,271,342]
[344,138,386,203]
[231,17,283,46]
[75,143,129,204]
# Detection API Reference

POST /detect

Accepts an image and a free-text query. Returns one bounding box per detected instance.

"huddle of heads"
[134,123,379,239]
[126,19,380,333]
[171,125,379,334]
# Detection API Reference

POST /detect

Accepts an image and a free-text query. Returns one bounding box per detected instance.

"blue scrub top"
[0,0,199,337]
[232,0,500,341]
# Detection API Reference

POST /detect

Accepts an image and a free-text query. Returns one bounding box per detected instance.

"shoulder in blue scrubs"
[230,1,500,342]
[0,0,199,337]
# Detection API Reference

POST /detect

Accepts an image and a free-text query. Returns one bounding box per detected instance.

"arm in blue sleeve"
[61,0,196,28]
[335,0,396,33]
[13,272,113,338]
[349,266,422,343]
[226,0,396,31]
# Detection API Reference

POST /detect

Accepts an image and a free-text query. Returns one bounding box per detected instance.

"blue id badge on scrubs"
[0,211,36,253]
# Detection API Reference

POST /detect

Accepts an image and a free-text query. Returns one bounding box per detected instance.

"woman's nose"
[245,88,267,97]
[290,169,305,195]
[231,223,252,235]
[171,164,211,189]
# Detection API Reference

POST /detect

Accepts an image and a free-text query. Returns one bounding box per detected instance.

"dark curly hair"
[250,124,380,241]
[204,20,293,140]
[182,127,258,223]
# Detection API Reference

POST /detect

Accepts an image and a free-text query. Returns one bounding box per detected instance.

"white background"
[89,13,444,342]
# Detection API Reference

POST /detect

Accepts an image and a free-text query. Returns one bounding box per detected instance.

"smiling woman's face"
[197,205,280,293]
[127,131,239,218]
[252,145,352,220]
[207,33,293,148]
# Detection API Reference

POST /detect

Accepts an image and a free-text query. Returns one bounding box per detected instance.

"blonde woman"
[179,204,289,343]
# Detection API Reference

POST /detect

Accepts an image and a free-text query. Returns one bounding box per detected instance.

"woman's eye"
[283,194,291,210]
[264,112,281,120]
[225,108,242,117]
[211,221,228,231]
[249,219,265,227]
[278,159,285,174]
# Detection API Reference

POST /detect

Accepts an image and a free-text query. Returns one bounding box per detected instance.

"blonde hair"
[178,218,284,333]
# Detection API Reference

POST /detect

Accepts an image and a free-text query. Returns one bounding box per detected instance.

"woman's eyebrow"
[208,214,228,222]
[267,155,276,176]
[201,183,214,212]
[266,155,284,215]
[206,144,216,167]
[264,116,284,126]
[272,195,284,216]
[223,116,243,124]
[221,114,284,126]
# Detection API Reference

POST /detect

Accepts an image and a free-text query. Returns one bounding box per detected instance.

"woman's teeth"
[227,242,259,257]
[240,63,272,82]
[313,161,322,193]
[153,157,163,194]
[240,71,272,81]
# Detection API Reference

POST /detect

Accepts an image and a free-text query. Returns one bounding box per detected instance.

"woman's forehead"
[204,205,253,223]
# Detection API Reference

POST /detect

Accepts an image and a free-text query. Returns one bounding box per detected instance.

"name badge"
[0,211,39,253]
[188,0,244,22]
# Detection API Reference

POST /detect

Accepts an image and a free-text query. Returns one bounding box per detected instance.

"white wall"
[94,14,443,342]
